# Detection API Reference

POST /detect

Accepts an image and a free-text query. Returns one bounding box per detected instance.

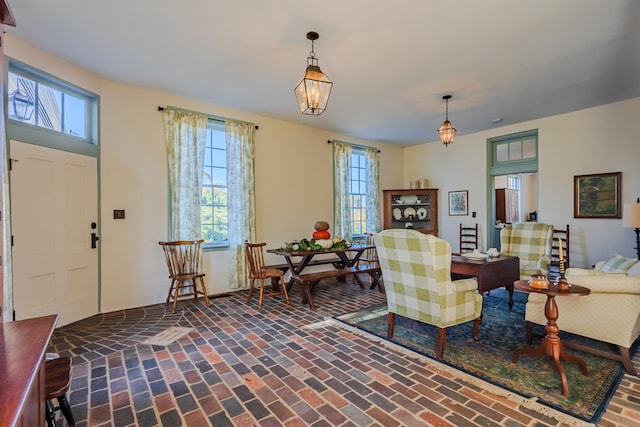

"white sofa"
[524,262,640,375]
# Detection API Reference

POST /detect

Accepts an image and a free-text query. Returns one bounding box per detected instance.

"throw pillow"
[597,254,639,273]
[627,261,640,277]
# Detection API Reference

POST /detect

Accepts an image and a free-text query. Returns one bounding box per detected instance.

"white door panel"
[10,140,98,326]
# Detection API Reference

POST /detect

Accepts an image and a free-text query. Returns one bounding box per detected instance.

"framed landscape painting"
[574,172,621,218]
[449,190,468,216]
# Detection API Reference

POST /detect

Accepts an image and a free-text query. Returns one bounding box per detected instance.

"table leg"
[507,283,514,310]
[299,279,319,310]
[512,294,588,396]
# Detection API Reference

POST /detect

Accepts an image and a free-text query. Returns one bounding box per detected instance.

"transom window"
[349,149,367,237]
[201,121,228,247]
[7,64,96,144]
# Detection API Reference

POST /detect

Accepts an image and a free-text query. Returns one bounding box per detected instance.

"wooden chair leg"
[166,279,176,305]
[247,278,255,303]
[436,328,447,359]
[198,277,211,307]
[472,313,482,341]
[387,312,396,339]
[258,279,265,309]
[279,277,290,305]
[58,394,76,426]
[620,346,637,376]
[172,280,180,314]
[45,400,56,427]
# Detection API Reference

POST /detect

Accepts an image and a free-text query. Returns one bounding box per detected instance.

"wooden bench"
[292,264,383,310]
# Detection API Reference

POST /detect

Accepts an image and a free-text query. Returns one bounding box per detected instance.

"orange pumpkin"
[312,230,331,240]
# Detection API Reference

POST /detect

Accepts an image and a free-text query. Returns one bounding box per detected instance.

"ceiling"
[5,0,640,146]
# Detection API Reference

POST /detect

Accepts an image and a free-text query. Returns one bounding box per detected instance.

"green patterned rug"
[335,289,628,424]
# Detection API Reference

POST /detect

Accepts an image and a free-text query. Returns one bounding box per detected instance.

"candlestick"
[557,237,563,261]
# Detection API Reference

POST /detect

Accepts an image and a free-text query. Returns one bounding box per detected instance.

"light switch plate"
[113,209,125,219]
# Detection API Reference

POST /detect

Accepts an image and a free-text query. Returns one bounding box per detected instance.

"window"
[7,66,95,143]
[201,121,228,246]
[349,149,367,237]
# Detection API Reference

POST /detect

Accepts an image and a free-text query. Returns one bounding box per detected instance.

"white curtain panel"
[364,146,381,234]
[333,141,352,241]
[161,109,208,240]
[226,120,256,289]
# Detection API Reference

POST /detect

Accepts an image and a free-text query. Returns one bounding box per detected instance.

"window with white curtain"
[349,148,367,236]
[201,120,228,247]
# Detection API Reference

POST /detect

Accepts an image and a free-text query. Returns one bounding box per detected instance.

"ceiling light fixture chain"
[438,94,457,147]
[294,31,333,116]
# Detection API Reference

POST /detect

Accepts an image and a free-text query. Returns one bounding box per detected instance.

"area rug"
[335,289,628,424]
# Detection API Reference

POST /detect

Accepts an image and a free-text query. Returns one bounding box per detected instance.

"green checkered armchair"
[500,222,553,279]
[374,229,483,358]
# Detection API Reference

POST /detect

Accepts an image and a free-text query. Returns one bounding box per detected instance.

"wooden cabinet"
[383,189,438,235]
[0,314,57,427]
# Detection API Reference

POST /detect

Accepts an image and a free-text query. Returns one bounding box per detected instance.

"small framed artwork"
[449,190,468,216]
[574,172,621,218]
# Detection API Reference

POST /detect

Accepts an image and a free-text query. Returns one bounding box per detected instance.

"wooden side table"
[512,280,590,396]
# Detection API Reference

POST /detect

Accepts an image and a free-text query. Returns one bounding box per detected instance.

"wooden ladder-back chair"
[245,241,291,309]
[459,223,479,254]
[357,232,380,288]
[549,224,570,280]
[45,356,75,427]
[159,239,210,313]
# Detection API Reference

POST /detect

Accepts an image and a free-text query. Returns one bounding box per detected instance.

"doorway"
[10,140,99,326]
[487,130,539,249]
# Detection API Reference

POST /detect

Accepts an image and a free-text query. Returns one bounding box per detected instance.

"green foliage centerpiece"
[280,220,350,251]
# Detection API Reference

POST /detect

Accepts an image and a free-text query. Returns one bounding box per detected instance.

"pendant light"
[438,94,457,146]
[294,31,333,115]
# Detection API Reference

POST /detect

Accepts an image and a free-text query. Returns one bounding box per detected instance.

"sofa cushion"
[596,254,639,273]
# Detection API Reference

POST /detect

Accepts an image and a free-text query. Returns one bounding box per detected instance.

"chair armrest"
[566,269,640,294]
[449,277,479,293]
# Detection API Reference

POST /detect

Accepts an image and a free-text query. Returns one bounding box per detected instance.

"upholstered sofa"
[524,258,640,375]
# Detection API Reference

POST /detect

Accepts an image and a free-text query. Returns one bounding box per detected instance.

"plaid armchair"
[374,229,483,358]
[500,222,553,279]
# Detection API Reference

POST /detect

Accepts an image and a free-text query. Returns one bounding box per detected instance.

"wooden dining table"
[267,243,383,309]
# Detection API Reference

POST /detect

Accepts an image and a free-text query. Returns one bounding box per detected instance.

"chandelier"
[294,31,333,115]
[438,95,457,146]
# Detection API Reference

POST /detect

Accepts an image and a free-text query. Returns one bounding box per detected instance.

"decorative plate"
[464,252,488,260]
[399,195,419,205]
[393,208,402,220]
[403,207,417,219]
[417,207,428,220]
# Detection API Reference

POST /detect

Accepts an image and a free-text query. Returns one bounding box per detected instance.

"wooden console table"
[511,280,590,396]
[0,314,58,427]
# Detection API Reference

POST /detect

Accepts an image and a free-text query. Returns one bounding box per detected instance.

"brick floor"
[47,278,640,426]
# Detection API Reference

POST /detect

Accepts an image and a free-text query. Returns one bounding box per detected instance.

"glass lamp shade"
[294,64,333,115]
[438,120,457,146]
[8,88,35,121]
[623,202,640,228]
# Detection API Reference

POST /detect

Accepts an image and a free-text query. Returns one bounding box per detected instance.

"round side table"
[512,279,591,396]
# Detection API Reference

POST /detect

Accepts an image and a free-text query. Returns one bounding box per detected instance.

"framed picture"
[574,172,621,218]
[449,190,468,216]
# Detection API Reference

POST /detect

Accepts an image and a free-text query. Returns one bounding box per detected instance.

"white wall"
[5,34,404,313]
[404,97,640,268]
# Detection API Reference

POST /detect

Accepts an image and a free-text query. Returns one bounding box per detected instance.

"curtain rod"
[327,139,381,153]
[158,106,258,129]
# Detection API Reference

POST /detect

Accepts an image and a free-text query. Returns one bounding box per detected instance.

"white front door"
[10,140,99,326]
